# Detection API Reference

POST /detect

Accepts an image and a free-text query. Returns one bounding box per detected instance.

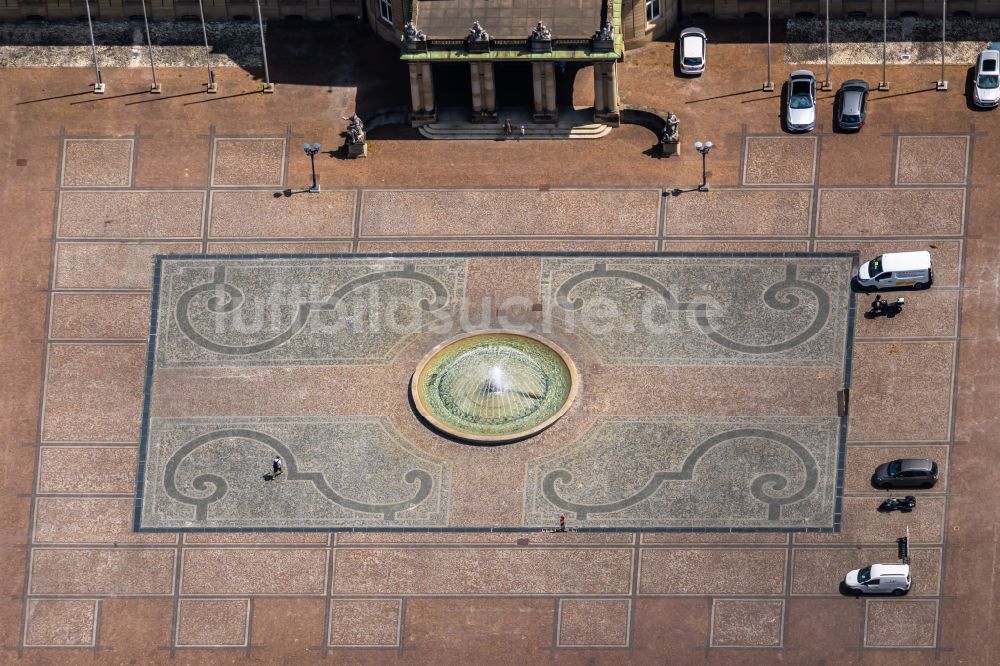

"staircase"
[418,107,612,140]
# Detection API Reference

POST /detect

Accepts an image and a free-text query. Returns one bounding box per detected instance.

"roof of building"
[413,0,604,40]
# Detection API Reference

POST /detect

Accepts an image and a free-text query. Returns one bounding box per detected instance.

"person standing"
[272,454,285,478]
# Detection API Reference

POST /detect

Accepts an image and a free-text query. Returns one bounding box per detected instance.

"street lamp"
[303,143,321,193]
[694,140,713,192]
[763,0,774,92]
[936,0,948,91]
[878,0,889,91]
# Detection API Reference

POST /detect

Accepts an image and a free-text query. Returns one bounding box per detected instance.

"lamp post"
[303,143,321,193]
[821,0,832,91]
[936,0,948,91]
[763,0,774,92]
[84,0,104,93]
[694,140,713,192]
[140,0,161,93]
[878,0,889,91]
[255,0,274,93]
[197,0,217,93]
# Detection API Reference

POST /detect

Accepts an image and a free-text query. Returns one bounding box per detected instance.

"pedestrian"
[272,454,284,478]
[503,117,513,138]
[519,125,526,140]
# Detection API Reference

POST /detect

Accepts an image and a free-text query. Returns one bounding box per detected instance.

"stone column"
[470,63,484,116]
[408,62,437,124]
[543,62,557,119]
[532,63,545,116]
[532,62,557,122]
[593,62,620,126]
[482,63,497,118]
[469,62,497,122]
[420,63,435,119]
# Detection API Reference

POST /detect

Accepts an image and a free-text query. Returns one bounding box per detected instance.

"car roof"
[880,251,931,272]
[841,79,869,90]
[680,27,706,38]
[870,564,910,576]
[979,51,1000,71]
[841,88,865,113]
[897,458,934,472]
[790,70,815,80]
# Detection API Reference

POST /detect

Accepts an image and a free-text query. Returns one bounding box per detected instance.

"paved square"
[710,599,784,647]
[211,138,286,187]
[743,137,818,185]
[61,139,133,188]
[556,598,631,647]
[895,136,969,185]
[137,253,853,531]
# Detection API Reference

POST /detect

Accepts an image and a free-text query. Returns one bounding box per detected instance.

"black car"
[835,79,869,131]
[872,459,938,489]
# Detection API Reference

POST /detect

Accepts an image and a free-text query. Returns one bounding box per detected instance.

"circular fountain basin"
[411,331,578,443]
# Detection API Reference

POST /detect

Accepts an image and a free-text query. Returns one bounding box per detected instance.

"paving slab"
[29,548,175,595]
[743,137,817,185]
[57,191,205,239]
[208,190,355,238]
[638,548,786,595]
[23,599,98,647]
[179,548,328,595]
[895,136,969,185]
[212,138,286,187]
[556,598,631,647]
[53,241,202,290]
[41,344,145,442]
[865,599,938,647]
[709,599,784,647]
[328,599,401,647]
[842,445,949,494]
[61,138,133,188]
[175,599,250,647]
[360,190,660,237]
[49,293,151,339]
[664,189,812,236]
[33,498,176,545]
[37,446,138,494]
[817,188,965,237]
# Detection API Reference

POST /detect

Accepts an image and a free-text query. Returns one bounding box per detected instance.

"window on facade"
[379,0,392,23]
[646,0,660,22]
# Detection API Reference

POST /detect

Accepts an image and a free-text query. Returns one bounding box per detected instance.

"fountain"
[411,331,578,443]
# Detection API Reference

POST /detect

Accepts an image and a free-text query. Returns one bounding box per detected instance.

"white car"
[844,563,911,596]
[786,70,816,132]
[973,49,1000,108]
[679,28,706,75]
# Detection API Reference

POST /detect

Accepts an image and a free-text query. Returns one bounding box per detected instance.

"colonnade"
[408,59,620,126]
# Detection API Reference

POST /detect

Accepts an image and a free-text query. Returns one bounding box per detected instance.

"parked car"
[844,564,911,596]
[856,251,932,291]
[679,28,707,75]
[786,70,817,132]
[872,459,939,489]
[835,79,869,130]
[973,49,1000,108]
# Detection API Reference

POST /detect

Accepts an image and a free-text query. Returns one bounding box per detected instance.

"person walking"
[503,117,513,138]
[272,454,285,478]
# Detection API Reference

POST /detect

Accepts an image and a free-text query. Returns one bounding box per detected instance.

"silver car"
[973,49,1000,108]
[786,70,816,132]
[835,79,869,131]
[678,28,707,76]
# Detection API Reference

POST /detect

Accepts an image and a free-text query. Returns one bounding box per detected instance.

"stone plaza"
[1,18,995,665]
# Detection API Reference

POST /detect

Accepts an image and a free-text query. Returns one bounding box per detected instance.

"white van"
[856,251,932,291]
[844,563,911,596]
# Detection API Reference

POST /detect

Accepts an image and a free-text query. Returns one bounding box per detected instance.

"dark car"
[872,459,938,489]
[835,80,869,131]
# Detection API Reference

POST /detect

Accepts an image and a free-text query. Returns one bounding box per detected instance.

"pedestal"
[659,142,679,157]
[347,141,367,159]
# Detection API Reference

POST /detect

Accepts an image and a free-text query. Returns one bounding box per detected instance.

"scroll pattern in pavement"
[524,416,840,529]
[139,417,451,529]
[542,256,852,366]
[155,257,467,367]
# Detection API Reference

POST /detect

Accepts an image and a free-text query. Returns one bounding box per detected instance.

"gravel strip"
[786,17,998,65]
[0,20,263,67]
